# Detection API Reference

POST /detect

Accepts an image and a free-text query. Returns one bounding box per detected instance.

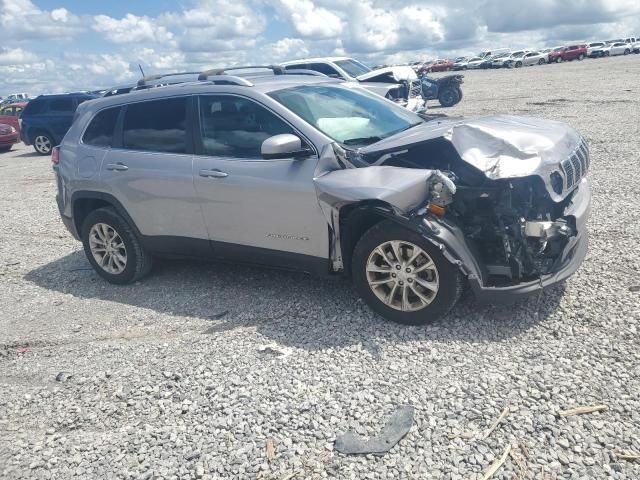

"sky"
[2,0,639,96]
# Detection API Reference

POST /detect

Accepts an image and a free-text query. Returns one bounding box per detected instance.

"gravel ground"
[1,55,639,480]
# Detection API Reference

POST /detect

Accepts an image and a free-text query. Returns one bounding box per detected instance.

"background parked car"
[0,102,27,132]
[453,57,483,70]
[609,42,632,56]
[425,59,453,72]
[281,57,425,111]
[0,123,19,152]
[549,44,587,63]
[587,42,607,57]
[500,51,529,68]
[512,51,547,67]
[20,93,97,155]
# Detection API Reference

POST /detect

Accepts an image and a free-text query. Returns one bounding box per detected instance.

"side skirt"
[141,235,332,278]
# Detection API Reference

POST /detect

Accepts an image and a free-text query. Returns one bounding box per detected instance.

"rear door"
[99,96,208,246]
[46,97,75,143]
[192,94,329,264]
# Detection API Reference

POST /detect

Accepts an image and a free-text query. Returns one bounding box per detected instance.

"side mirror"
[261,134,312,160]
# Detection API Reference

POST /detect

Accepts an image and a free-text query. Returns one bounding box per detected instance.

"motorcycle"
[419,74,464,108]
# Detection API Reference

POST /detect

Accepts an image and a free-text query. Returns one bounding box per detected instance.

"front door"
[192,94,329,265]
[100,96,208,248]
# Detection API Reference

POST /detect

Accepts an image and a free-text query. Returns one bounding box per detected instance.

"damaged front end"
[314,115,591,301]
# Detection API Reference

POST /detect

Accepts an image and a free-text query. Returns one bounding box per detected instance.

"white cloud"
[93,14,176,45]
[0,47,38,66]
[278,0,343,39]
[0,0,84,40]
[163,0,266,52]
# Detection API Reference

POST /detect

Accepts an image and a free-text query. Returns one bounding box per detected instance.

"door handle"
[199,169,228,178]
[106,163,129,171]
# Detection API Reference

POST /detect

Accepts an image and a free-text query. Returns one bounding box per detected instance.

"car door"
[45,97,76,143]
[99,96,209,247]
[192,94,329,264]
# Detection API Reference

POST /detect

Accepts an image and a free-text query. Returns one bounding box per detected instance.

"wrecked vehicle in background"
[281,57,425,112]
[56,70,590,325]
[418,73,464,107]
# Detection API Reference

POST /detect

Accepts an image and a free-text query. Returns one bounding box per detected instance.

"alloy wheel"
[89,223,128,274]
[34,135,51,154]
[366,240,439,312]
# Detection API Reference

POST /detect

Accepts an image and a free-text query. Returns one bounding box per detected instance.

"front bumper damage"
[313,133,591,302]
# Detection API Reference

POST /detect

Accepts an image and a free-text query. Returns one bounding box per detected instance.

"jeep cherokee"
[54,68,591,325]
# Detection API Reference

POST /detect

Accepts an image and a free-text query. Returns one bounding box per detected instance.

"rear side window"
[122,98,187,154]
[83,107,120,147]
[23,99,46,115]
[49,98,74,112]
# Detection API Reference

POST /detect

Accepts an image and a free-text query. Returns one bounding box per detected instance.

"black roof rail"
[198,65,285,80]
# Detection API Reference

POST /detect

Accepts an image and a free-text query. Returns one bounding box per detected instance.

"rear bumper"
[56,193,80,240]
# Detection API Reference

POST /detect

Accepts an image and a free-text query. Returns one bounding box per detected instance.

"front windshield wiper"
[342,136,382,146]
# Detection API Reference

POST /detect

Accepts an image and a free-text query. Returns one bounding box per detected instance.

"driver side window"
[198,95,296,158]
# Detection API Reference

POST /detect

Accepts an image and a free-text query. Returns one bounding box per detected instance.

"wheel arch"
[71,191,142,240]
[337,201,484,287]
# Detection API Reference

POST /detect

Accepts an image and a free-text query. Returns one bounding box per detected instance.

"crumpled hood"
[359,115,583,200]
[357,66,417,82]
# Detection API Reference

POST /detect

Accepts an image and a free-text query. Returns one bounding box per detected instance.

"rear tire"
[33,131,53,155]
[351,220,463,325]
[515,61,522,68]
[81,207,152,284]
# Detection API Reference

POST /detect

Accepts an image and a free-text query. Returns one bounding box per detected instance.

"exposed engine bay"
[314,115,590,288]
[361,138,584,285]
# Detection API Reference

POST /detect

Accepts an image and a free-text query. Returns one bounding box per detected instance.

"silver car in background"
[54,68,591,325]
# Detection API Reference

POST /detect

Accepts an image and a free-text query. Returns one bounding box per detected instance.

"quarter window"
[49,98,73,112]
[83,107,120,147]
[123,98,187,154]
[198,95,295,158]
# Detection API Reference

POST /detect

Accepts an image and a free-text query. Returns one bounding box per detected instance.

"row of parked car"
[415,36,640,72]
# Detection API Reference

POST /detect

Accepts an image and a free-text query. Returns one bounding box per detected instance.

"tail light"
[51,146,60,165]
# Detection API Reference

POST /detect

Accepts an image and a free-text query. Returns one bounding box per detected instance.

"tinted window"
[309,63,341,77]
[284,64,308,70]
[23,99,46,115]
[198,95,295,158]
[123,98,187,153]
[49,98,73,112]
[83,107,120,147]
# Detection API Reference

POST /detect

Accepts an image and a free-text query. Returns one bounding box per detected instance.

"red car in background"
[0,102,25,152]
[425,59,454,72]
[0,102,27,132]
[549,44,588,63]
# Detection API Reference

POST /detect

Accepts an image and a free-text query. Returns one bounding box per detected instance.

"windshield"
[269,84,423,146]
[334,59,372,78]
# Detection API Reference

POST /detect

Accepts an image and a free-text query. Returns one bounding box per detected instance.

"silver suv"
[54,67,591,325]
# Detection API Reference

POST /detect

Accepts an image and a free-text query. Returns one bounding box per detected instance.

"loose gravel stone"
[1,56,640,479]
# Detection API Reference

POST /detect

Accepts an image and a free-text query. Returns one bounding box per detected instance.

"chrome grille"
[560,138,589,190]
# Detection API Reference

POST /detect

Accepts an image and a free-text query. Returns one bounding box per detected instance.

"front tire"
[578,54,585,60]
[556,56,564,63]
[81,207,152,284]
[33,132,53,155]
[352,220,463,325]
[624,49,630,55]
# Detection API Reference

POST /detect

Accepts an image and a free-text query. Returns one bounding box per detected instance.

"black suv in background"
[20,93,97,155]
